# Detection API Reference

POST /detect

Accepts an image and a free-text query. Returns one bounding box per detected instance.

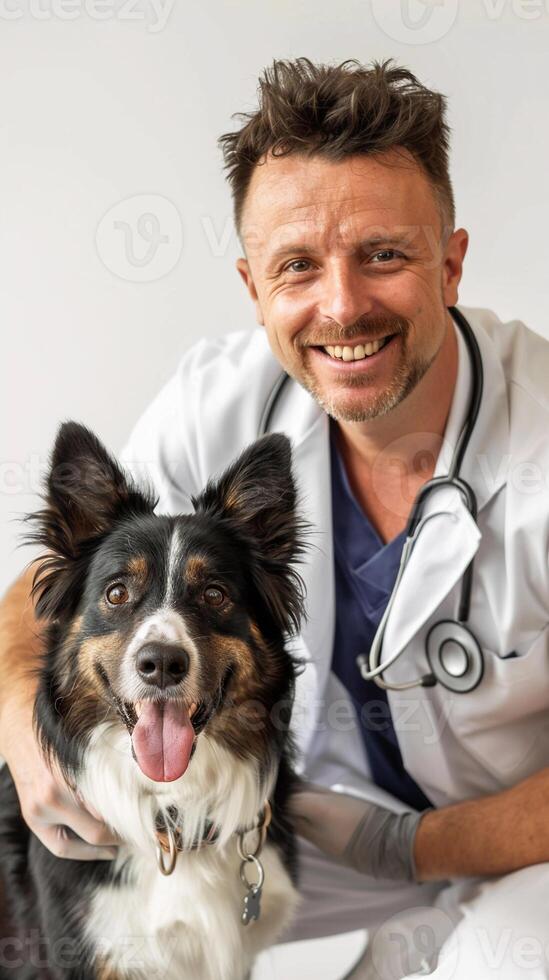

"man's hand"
[1,692,119,861]
[288,779,421,881]
[0,566,119,861]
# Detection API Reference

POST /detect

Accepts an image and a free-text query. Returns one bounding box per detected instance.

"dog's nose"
[136,642,190,688]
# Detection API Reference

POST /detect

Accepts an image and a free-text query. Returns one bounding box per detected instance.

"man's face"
[236,150,468,422]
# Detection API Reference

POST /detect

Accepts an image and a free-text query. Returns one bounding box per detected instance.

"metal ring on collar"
[239,854,265,892]
[156,824,177,876]
[237,801,272,861]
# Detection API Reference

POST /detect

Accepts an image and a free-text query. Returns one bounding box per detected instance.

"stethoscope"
[260,306,485,694]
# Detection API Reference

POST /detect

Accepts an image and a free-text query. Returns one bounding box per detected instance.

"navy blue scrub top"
[330,420,433,812]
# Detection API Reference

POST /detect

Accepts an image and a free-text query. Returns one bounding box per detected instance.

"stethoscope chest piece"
[426,620,484,693]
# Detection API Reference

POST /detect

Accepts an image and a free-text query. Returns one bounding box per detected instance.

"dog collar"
[155,817,219,861]
[154,800,272,876]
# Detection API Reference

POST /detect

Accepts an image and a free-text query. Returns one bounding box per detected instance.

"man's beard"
[293,312,439,423]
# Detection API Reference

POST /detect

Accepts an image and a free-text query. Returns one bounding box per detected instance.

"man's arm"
[290,772,549,883]
[0,567,119,860]
[414,768,549,881]
[0,565,43,732]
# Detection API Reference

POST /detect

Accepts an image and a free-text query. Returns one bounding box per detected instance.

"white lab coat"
[119,305,549,953]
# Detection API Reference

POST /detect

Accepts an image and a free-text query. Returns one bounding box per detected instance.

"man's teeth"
[323,337,390,360]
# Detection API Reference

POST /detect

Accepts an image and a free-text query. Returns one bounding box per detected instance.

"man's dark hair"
[218,57,455,240]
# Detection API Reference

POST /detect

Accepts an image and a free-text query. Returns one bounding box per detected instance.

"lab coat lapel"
[435,305,510,514]
[378,490,482,686]
[267,306,511,761]
[266,380,333,765]
[459,307,510,512]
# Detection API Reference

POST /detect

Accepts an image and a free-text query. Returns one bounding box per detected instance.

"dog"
[0,421,308,979]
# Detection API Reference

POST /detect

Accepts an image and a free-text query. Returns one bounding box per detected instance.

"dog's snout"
[136,642,190,689]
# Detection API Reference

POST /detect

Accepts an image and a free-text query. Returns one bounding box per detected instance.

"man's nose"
[136,642,190,688]
[317,260,374,328]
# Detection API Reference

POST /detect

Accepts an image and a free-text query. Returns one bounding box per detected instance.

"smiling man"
[233,142,466,543]
[4,57,549,979]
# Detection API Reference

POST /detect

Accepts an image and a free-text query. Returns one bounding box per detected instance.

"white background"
[1,0,548,597]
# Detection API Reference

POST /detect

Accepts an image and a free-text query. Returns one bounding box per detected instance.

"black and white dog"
[0,422,307,979]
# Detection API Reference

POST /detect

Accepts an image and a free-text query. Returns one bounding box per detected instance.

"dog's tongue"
[131,701,195,782]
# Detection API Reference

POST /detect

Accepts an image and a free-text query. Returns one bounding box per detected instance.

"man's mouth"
[319,333,396,361]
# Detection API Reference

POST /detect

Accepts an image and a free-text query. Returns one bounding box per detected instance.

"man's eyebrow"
[266,232,416,264]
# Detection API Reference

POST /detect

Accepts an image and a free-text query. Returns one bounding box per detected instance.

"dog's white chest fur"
[77,724,300,980]
[86,839,297,979]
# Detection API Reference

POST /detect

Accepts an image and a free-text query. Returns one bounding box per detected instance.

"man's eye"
[284,259,312,274]
[371,250,403,263]
[106,583,129,605]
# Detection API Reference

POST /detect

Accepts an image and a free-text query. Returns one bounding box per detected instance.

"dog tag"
[242,884,262,925]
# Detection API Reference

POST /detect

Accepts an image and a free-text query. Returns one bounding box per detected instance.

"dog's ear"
[192,434,309,634]
[23,421,157,621]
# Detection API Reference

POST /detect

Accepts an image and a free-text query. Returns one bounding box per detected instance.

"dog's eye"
[106,583,129,605]
[203,586,225,606]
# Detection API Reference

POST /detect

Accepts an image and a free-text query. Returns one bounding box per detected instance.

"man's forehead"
[240,149,438,259]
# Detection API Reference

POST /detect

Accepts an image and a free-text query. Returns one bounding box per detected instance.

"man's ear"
[236,257,264,326]
[23,421,157,620]
[442,228,469,307]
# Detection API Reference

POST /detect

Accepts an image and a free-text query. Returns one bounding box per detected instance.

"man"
[3,57,549,978]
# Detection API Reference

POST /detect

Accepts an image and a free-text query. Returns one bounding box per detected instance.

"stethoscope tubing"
[259,306,485,693]
[361,307,484,689]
